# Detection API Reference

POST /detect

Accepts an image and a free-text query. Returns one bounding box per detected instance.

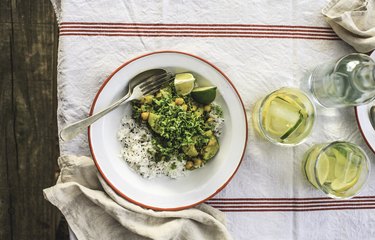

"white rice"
[209,103,225,136]
[117,117,187,179]
[117,103,224,179]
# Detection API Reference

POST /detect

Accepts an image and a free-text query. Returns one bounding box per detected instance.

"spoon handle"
[59,93,131,142]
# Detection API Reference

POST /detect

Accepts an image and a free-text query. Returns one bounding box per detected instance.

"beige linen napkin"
[43,156,232,240]
[323,0,375,52]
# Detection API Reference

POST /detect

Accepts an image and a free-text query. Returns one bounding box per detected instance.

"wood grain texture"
[0,0,11,23]
[0,0,67,239]
[0,22,13,240]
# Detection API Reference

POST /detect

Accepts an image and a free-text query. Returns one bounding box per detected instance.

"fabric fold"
[43,156,232,240]
[323,0,375,52]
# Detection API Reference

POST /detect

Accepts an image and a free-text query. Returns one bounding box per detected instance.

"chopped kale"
[132,83,222,164]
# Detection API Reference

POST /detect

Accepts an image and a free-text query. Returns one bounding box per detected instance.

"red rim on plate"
[88,50,248,210]
[355,51,375,154]
[355,107,375,154]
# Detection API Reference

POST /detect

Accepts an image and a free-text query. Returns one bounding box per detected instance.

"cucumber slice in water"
[280,112,304,140]
[264,96,305,140]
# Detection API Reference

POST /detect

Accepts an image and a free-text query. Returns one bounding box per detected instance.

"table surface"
[0,0,68,239]
[2,0,375,239]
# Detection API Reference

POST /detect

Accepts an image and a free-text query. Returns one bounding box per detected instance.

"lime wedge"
[331,173,358,192]
[191,86,217,104]
[316,154,330,185]
[326,156,338,183]
[331,148,347,179]
[330,151,361,192]
[174,73,195,96]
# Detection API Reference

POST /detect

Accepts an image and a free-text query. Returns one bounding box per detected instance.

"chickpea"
[193,158,202,168]
[204,130,213,136]
[185,161,194,170]
[155,92,162,98]
[175,97,185,105]
[203,105,211,112]
[141,112,150,121]
[206,117,214,123]
[181,104,188,111]
[195,107,204,117]
[191,105,198,111]
[208,138,216,146]
[141,95,153,104]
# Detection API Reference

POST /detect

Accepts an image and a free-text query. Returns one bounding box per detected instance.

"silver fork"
[59,70,174,142]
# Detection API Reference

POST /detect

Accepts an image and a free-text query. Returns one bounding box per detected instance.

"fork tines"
[140,72,174,95]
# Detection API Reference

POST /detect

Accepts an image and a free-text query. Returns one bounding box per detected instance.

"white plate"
[355,51,375,154]
[88,51,248,210]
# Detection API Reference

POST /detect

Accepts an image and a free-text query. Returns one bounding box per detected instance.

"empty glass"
[308,53,375,108]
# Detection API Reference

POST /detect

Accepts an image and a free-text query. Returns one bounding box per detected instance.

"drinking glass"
[308,53,375,108]
[303,141,370,199]
[252,87,315,146]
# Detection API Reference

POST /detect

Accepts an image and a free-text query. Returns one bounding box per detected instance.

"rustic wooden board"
[0,22,13,240]
[0,0,11,23]
[0,0,68,239]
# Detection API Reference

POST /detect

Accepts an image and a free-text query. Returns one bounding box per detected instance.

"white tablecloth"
[51,0,375,239]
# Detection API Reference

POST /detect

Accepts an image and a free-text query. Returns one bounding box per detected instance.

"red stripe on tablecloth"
[206,199,375,205]
[58,22,339,40]
[59,29,337,37]
[206,196,375,212]
[208,196,375,201]
[59,33,339,40]
[210,203,375,208]
[220,206,375,212]
[59,22,332,30]
[59,25,335,34]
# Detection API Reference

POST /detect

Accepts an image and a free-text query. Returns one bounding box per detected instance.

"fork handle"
[59,93,131,142]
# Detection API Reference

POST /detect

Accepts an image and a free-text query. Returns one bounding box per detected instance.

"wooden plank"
[1,0,67,239]
[8,22,62,239]
[0,0,11,23]
[11,0,56,24]
[32,0,57,24]
[0,23,13,240]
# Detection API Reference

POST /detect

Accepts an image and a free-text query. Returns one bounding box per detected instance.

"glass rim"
[333,53,371,73]
[257,87,316,146]
[313,141,371,199]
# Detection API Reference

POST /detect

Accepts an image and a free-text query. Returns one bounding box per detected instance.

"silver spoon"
[59,69,167,142]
